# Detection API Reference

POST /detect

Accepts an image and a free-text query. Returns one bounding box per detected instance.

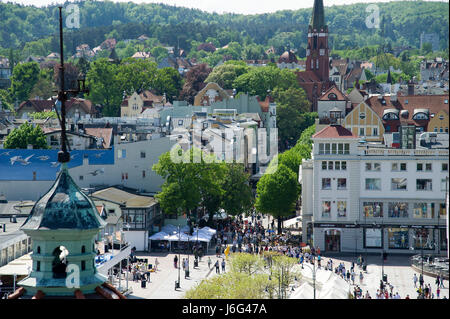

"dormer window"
[359,112,366,119]
[412,109,430,120]
[328,93,337,100]
[382,109,399,120]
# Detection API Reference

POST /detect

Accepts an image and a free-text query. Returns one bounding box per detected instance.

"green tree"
[10,61,40,103]
[233,66,298,99]
[4,122,49,149]
[29,111,57,120]
[205,62,249,89]
[153,67,183,101]
[151,46,169,63]
[255,164,299,234]
[221,164,254,217]
[85,58,122,116]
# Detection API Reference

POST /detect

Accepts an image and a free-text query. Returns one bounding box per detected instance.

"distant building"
[193,82,231,106]
[121,90,165,118]
[296,0,333,111]
[0,57,11,89]
[420,32,440,52]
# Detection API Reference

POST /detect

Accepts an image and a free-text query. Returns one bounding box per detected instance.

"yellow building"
[428,109,449,133]
[343,102,385,141]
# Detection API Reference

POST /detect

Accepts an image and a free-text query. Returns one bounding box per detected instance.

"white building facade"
[300,125,449,256]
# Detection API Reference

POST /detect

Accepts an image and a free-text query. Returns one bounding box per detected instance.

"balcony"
[362,148,449,157]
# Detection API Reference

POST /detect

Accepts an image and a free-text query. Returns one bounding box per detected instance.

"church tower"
[306,0,329,82]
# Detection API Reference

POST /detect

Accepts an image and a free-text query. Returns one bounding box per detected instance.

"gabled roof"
[312,125,357,139]
[91,187,157,208]
[17,100,55,113]
[84,127,113,149]
[319,85,348,101]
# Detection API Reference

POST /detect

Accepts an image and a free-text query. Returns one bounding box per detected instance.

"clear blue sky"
[1,0,448,14]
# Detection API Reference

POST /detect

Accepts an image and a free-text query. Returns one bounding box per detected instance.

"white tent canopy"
[289,282,315,299]
[149,231,171,240]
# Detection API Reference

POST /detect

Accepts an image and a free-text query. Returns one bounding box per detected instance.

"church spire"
[310,0,326,31]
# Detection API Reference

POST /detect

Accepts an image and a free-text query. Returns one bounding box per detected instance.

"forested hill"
[0,0,448,55]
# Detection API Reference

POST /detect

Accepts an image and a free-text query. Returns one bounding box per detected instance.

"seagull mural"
[37,155,50,161]
[88,168,105,176]
[50,161,61,168]
[0,151,12,157]
[70,154,78,160]
[10,155,34,166]
[93,152,105,159]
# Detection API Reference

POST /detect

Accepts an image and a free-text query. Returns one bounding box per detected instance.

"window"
[322,161,327,170]
[388,202,408,218]
[388,228,409,249]
[81,246,85,253]
[319,143,324,154]
[325,143,330,154]
[359,127,365,136]
[37,261,41,272]
[412,229,434,250]
[79,175,83,181]
[413,203,433,218]
[344,144,350,154]
[391,178,407,190]
[425,163,432,171]
[441,179,448,191]
[322,178,331,190]
[338,143,344,154]
[337,201,347,217]
[372,127,378,136]
[365,228,382,248]
[142,170,146,178]
[363,202,383,217]
[33,171,36,181]
[366,163,380,171]
[335,161,340,170]
[322,201,331,217]
[359,112,366,119]
[400,163,407,171]
[439,203,447,217]
[81,260,86,271]
[328,161,333,170]
[178,120,183,126]
[140,151,146,158]
[392,163,398,171]
[341,161,347,170]
[365,178,381,190]
[417,163,423,171]
[331,143,337,154]
[412,113,429,120]
[416,179,432,191]
[337,178,347,190]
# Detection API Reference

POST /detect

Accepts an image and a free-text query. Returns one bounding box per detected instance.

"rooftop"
[312,125,357,139]
[91,187,157,208]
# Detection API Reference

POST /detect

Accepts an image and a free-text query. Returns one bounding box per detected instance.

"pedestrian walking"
[359,272,364,284]
[221,259,226,272]
[182,258,186,271]
[437,287,440,298]
[215,260,220,274]
[154,258,159,271]
[351,271,355,285]
[413,273,418,288]
[174,255,178,269]
[419,274,424,287]
[208,257,212,269]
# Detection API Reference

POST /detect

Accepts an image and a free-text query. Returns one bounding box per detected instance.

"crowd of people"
[123,211,448,299]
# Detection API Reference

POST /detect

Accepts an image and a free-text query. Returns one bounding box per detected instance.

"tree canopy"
[4,122,49,149]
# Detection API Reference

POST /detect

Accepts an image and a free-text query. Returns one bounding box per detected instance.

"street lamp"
[175,225,181,289]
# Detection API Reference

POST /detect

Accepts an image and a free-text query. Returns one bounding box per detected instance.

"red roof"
[312,125,357,139]
[366,94,449,132]
[319,85,348,101]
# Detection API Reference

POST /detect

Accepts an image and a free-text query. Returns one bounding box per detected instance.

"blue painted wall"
[0,148,115,181]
